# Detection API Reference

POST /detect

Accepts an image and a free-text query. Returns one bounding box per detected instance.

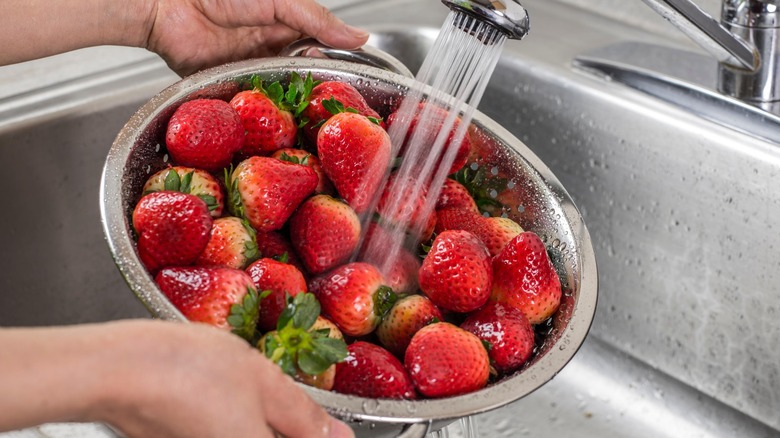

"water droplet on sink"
[362,399,378,414]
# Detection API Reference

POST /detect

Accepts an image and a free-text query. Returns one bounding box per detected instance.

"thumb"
[272,0,369,49]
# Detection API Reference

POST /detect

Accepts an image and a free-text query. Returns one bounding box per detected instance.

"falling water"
[359,11,507,276]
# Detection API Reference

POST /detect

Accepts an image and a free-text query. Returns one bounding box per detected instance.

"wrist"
[94,0,158,49]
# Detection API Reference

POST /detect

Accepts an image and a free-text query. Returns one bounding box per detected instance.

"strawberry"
[460,301,535,374]
[289,194,361,275]
[436,178,478,213]
[255,231,307,275]
[132,191,213,273]
[418,230,492,313]
[271,148,334,195]
[143,167,224,218]
[195,217,259,270]
[317,111,392,214]
[155,266,259,340]
[435,208,523,257]
[376,294,443,358]
[359,222,420,295]
[376,172,437,243]
[229,74,311,156]
[404,322,490,398]
[310,262,397,337]
[259,293,348,386]
[491,231,562,324]
[333,341,417,400]
[165,98,244,172]
[449,164,507,215]
[227,156,318,232]
[386,101,471,175]
[246,255,308,332]
[302,81,382,143]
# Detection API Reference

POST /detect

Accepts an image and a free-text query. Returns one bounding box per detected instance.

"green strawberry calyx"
[277,151,310,166]
[241,218,260,263]
[373,285,398,319]
[320,97,383,126]
[227,287,263,341]
[248,72,317,117]
[144,168,218,211]
[450,164,508,215]
[224,165,246,220]
[260,293,348,377]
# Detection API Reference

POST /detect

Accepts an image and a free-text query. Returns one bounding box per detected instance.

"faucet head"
[441,0,530,40]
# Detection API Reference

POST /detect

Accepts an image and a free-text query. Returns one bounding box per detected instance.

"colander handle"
[280,38,415,79]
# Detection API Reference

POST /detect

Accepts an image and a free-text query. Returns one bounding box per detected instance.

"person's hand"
[141,0,370,76]
[91,320,354,438]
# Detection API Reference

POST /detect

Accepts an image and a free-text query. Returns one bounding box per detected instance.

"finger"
[255,359,353,438]
[271,0,369,49]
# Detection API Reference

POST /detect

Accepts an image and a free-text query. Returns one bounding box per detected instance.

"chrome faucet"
[641,0,779,111]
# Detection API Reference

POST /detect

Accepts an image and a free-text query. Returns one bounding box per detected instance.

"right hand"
[92,320,353,438]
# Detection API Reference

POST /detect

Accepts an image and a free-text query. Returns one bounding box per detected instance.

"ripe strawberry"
[255,231,307,275]
[317,111,392,214]
[386,101,471,175]
[376,172,437,243]
[376,294,443,357]
[155,266,259,340]
[461,301,535,374]
[435,208,523,257]
[259,293,348,387]
[246,255,308,332]
[227,156,318,232]
[404,322,490,398]
[132,191,213,273]
[302,81,382,142]
[436,178,478,213]
[230,75,308,156]
[143,167,224,218]
[165,99,244,172]
[418,230,492,313]
[310,262,397,337]
[271,148,334,195]
[196,217,259,270]
[289,194,361,275]
[491,232,562,324]
[333,341,417,400]
[359,222,421,295]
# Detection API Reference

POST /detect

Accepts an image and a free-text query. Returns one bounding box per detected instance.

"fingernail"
[345,24,370,40]
[329,417,355,438]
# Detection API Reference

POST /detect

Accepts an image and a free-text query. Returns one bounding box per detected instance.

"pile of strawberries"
[130,72,563,400]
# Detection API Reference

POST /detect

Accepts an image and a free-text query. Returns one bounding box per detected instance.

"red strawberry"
[246,256,308,332]
[289,194,361,275]
[376,172,437,243]
[435,208,523,257]
[196,217,258,270]
[258,293,348,388]
[255,231,306,275]
[491,232,562,324]
[317,111,392,214]
[302,81,382,142]
[333,341,417,400]
[165,99,244,172]
[387,101,471,175]
[143,166,225,218]
[155,266,258,340]
[271,148,334,195]
[228,156,318,232]
[229,77,298,156]
[460,301,535,374]
[436,178,478,213]
[418,230,492,313]
[132,191,213,273]
[359,222,420,295]
[404,322,490,398]
[310,262,396,337]
[376,294,443,357]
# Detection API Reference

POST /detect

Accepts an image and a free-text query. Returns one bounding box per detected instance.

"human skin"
[0,0,369,76]
[0,320,354,438]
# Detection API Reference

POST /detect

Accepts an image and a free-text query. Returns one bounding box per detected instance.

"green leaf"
[373,286,398,319]
[164,169,181,192]
[266,82,285,108]
[291,293,320,331]
[228,287,260,341]
[273,252,290,264]
[276,293,295,332]
[197,194,218,211]
[180,171,194,194]
[278,152,300,164]
[450,165,508,215]
[243,240,259,263]
[322,97,345,116]
[311,336,348,363]
[367,116,383,125]
[224,166,246,220]
[297,349,333,376]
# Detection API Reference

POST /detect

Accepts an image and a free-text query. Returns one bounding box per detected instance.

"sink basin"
[1,0,778,436]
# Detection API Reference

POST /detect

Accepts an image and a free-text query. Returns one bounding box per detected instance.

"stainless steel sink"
[1,0,779,436]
